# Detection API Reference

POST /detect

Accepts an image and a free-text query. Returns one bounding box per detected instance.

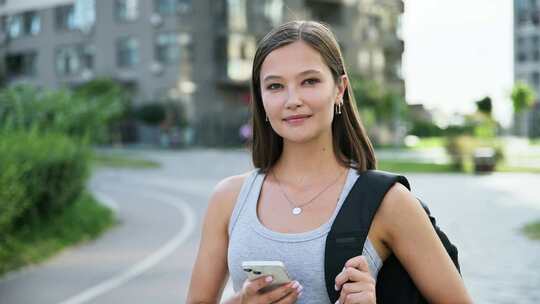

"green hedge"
[0,82,127,144]
[445,135,505,172]
[0,191,115,275]
[0,131,90,234]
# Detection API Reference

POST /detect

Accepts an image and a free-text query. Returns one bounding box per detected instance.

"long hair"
[250,20,376,173]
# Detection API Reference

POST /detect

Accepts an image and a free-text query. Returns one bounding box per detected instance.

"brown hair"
[250,20,376,172]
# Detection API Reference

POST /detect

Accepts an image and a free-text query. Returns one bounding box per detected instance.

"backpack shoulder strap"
[324,170,410,303]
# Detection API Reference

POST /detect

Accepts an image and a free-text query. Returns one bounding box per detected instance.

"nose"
[284,86,302,109]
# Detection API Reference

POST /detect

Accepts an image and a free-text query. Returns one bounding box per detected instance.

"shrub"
[0,131,90,234]
[0,81,127,144]
[445,135,505,172]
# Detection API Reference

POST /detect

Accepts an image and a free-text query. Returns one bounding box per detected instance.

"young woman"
[186,21,472,304]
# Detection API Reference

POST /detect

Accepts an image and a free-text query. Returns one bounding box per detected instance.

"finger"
[243,275,274,296]
[335,267,374,291]
[345,255,370,274]
[340,281,375,296]
[275,288,300,304]
[344,268,375,285]
[263,280,302,303]
[334,267,350,291]
[341,290,375,304]
[339,281,376,303]
[275,282,303,304]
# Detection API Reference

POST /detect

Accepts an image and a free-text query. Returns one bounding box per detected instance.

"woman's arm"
[376,183,473,304]
[186,174,246,304]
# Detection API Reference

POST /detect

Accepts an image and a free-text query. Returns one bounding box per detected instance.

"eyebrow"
[262,69,322,82]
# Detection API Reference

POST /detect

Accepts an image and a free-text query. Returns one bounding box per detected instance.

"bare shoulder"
[207,171,252,225]
[380,182,417,211]
[375,182,427,243]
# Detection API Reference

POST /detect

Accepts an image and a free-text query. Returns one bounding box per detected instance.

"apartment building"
[514,0,540,137]
[0,0,404,145]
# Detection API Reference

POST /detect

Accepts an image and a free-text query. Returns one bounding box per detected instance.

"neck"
[273,132,343,184]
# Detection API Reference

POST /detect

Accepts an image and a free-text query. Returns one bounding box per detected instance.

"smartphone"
[241,261,292,293]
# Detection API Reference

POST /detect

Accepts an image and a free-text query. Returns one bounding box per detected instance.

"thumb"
[244,275,273,295]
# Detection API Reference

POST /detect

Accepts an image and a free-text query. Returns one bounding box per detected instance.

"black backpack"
[324,170,460,303]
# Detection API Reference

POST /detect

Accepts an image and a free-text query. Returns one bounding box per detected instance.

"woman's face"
[259,41,346,144]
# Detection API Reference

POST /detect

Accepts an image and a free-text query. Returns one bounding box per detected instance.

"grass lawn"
[522,219,540,240]
[0,192,116,277]
[496,164,540,174]
[409,137,448,150]
[377,160,457,173]
[92,153,161,169]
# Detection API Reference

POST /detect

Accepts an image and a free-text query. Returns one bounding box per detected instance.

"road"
[0,149,539,303]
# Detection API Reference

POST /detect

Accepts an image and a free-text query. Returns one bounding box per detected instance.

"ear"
[335,75,348,104]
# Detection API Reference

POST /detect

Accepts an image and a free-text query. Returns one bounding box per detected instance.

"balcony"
[304,0,344,26]
[382,33,404,55]
[304,0,348,3]
[214,33,255,88]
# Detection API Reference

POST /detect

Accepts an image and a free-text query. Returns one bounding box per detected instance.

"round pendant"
[292,207,302,215]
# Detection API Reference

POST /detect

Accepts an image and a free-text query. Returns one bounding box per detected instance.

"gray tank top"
[227,168,383,304]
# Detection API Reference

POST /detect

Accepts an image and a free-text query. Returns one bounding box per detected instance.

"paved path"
[0,149,539,303]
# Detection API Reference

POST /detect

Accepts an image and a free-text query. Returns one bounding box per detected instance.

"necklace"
[272,168,346,215]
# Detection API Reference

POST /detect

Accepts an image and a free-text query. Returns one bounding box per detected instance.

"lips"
[283,114,312,121]
[283,114,312,125]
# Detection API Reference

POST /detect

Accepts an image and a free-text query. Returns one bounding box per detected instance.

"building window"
[532,10,540,26]
[6,14,22,38]
[115,0,139,22]
[155,32,182,64]
[154,0,191,15]
[117,36,139,68]
[81,44,95,70]
[56,47,80,76]
[227,0,247,32]
[56,4,76,30]
[532,36,540,61]
[517,52,528,62]
[306,0,343,26]
[4,12,40,38]
[5,51,37,78]
[254,0,283,27]
[532,72,540,88]
[73,0,96,32]
[226,33,256,81]
[55,44,95,76]
[22,11,40,35]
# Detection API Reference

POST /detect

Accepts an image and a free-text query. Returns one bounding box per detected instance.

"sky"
[402,0,514,127]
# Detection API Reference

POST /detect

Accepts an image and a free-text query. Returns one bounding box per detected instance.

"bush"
[445,135,505,172]
[0,191,115,275]
[134,101,188,128]
[409,120,444,137]
[0,131,90,235]
[0,82,127,144]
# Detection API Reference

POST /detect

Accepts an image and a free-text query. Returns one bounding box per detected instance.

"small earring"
[336,102,342,115]
[265,115,269,122]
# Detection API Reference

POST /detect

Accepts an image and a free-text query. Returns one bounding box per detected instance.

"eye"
[303,78,320,86]
[266,83,283,90]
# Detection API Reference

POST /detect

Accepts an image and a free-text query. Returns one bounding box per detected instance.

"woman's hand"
[240,276,303,304]
[334,256,376,304]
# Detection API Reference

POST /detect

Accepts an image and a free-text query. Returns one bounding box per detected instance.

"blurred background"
[0,0,539,303]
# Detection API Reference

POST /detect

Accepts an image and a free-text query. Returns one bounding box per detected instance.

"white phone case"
[241,261,292,292]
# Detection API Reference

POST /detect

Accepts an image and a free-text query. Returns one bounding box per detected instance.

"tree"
[511,82,537,137]
[475,96,492,117]
[349,75,409,145]
[511,82,536,113]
